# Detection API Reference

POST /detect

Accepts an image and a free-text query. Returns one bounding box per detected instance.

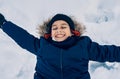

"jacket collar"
[47,35,80,49]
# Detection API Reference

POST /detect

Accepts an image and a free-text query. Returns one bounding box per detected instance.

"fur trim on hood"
[37,15,86,37]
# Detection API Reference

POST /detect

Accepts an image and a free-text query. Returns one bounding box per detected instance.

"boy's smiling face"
[51,20,72,42]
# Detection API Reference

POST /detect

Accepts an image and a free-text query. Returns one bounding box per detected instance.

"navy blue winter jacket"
[1,21,120,79]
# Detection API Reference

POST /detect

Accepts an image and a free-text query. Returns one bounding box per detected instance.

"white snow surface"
[0,0,120,79]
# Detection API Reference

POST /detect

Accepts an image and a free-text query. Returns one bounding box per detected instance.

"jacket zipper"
[60,49,63,79]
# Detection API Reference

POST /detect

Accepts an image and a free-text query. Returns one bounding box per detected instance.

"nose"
[56,28,62,33]
[56,30,62,33]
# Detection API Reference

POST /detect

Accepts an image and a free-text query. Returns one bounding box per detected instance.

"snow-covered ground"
[0,0,120,79]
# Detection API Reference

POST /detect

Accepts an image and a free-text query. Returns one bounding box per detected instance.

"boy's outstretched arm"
[0,13,40,55]
[84,36,120,62]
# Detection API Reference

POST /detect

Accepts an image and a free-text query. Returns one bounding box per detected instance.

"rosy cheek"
[52,32,56,38]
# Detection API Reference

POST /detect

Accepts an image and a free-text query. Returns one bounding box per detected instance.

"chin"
[52,36,68,42]
[56,38,67,42]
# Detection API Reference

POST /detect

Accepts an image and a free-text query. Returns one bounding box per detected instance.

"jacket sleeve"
[1,21,40,55]
[84,36,120,62]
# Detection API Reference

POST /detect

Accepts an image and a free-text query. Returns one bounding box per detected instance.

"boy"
[0,13,120,79]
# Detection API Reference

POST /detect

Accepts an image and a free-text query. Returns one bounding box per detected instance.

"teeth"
[55,34,65,38]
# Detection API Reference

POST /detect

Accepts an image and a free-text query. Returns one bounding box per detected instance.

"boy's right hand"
[0,13,7,28]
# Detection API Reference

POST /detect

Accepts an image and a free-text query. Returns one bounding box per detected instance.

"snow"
[0,0,120,79]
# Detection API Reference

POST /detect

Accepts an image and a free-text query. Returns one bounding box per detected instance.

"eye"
[61,26,67,29]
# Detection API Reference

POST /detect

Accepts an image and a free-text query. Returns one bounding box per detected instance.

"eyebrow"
[52,25,57,28]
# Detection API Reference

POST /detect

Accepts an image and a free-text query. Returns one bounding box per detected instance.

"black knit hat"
[47,14,75,33]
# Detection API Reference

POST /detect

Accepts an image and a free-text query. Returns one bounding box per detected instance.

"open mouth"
[55,34,65,38]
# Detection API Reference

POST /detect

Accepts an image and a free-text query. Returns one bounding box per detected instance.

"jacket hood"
[37,15,86,37]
